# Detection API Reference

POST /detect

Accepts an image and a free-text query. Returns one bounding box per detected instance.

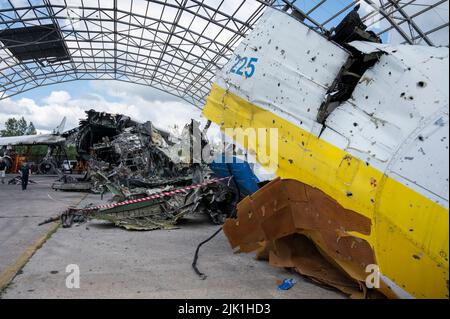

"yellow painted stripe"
[0,221,61,292]
[203,83,449,299]
[0,194,88,294]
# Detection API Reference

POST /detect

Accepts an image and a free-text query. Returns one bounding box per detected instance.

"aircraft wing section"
[0,134,66,146]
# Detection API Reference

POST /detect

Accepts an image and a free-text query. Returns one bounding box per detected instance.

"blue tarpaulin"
[209,155,260,197]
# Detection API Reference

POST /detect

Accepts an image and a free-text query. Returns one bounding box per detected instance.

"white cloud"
[0,80,221,140]
[44,90,72,105]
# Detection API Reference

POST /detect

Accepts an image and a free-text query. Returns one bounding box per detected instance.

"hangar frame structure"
[0,0,448,107]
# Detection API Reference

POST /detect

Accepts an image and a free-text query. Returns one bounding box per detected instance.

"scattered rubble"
[8,175,36,185]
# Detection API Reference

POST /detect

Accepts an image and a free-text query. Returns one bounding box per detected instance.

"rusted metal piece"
[223,178,382,298]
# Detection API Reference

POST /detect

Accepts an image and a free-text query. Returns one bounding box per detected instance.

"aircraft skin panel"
[204,83,448,298]
[324,44,449,209]
[0,134,66,146]
[214,7,349,137]
[202,7,449,299]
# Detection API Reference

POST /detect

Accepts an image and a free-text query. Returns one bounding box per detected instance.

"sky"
[0,0,448,137]
[0,79,208,135]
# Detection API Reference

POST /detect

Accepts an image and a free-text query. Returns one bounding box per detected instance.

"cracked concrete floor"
[0,176,345,299]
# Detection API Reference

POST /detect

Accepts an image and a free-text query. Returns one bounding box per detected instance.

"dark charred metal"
[47,110,238,230]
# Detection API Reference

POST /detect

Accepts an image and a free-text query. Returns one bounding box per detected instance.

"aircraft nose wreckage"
[45,110,240,230]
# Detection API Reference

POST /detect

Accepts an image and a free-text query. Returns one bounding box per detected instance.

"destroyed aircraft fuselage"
[203,7,449,299]
[50,110,238,230]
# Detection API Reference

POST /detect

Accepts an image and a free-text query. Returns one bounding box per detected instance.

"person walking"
[19,163,31,191]
[0,158,6,184]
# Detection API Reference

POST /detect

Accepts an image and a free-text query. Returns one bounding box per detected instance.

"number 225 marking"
[230,55,258,78]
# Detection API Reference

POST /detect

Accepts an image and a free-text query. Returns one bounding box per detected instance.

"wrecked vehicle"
[54,110,203,191]
[202,6,449,299]
[46,110,242,230]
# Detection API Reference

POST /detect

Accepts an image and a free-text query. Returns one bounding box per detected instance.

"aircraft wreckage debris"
[39,110,240,230]
[40,177,233,230]
[223,178,387,299]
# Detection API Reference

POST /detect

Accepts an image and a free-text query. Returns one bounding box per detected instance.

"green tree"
[1,117,36,137]
[1,117,39,155]
[17,117,28,135]
[1,118,18,137]
[65,145,78,160]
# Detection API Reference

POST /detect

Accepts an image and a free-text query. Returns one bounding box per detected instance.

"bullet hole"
[311,56,316,62]
[418,136,425,142]
[277,83,281,87]
[273,120,276,124]
[353,123,359,127]
[307,108,310,112]
[50,270,59,274]
[400,92,406,98]
[370,178,377,187]
[409,229,414,232]
[281,49,285,55]
[365,96,369,100]
[413,254,421,260]
[417,81,426,88]
[346,192,353,197]
[275,46,278,50]
[409,96,414,100]
[288,159,294,164]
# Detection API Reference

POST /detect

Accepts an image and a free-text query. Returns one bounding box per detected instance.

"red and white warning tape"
[82,176,232,211]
